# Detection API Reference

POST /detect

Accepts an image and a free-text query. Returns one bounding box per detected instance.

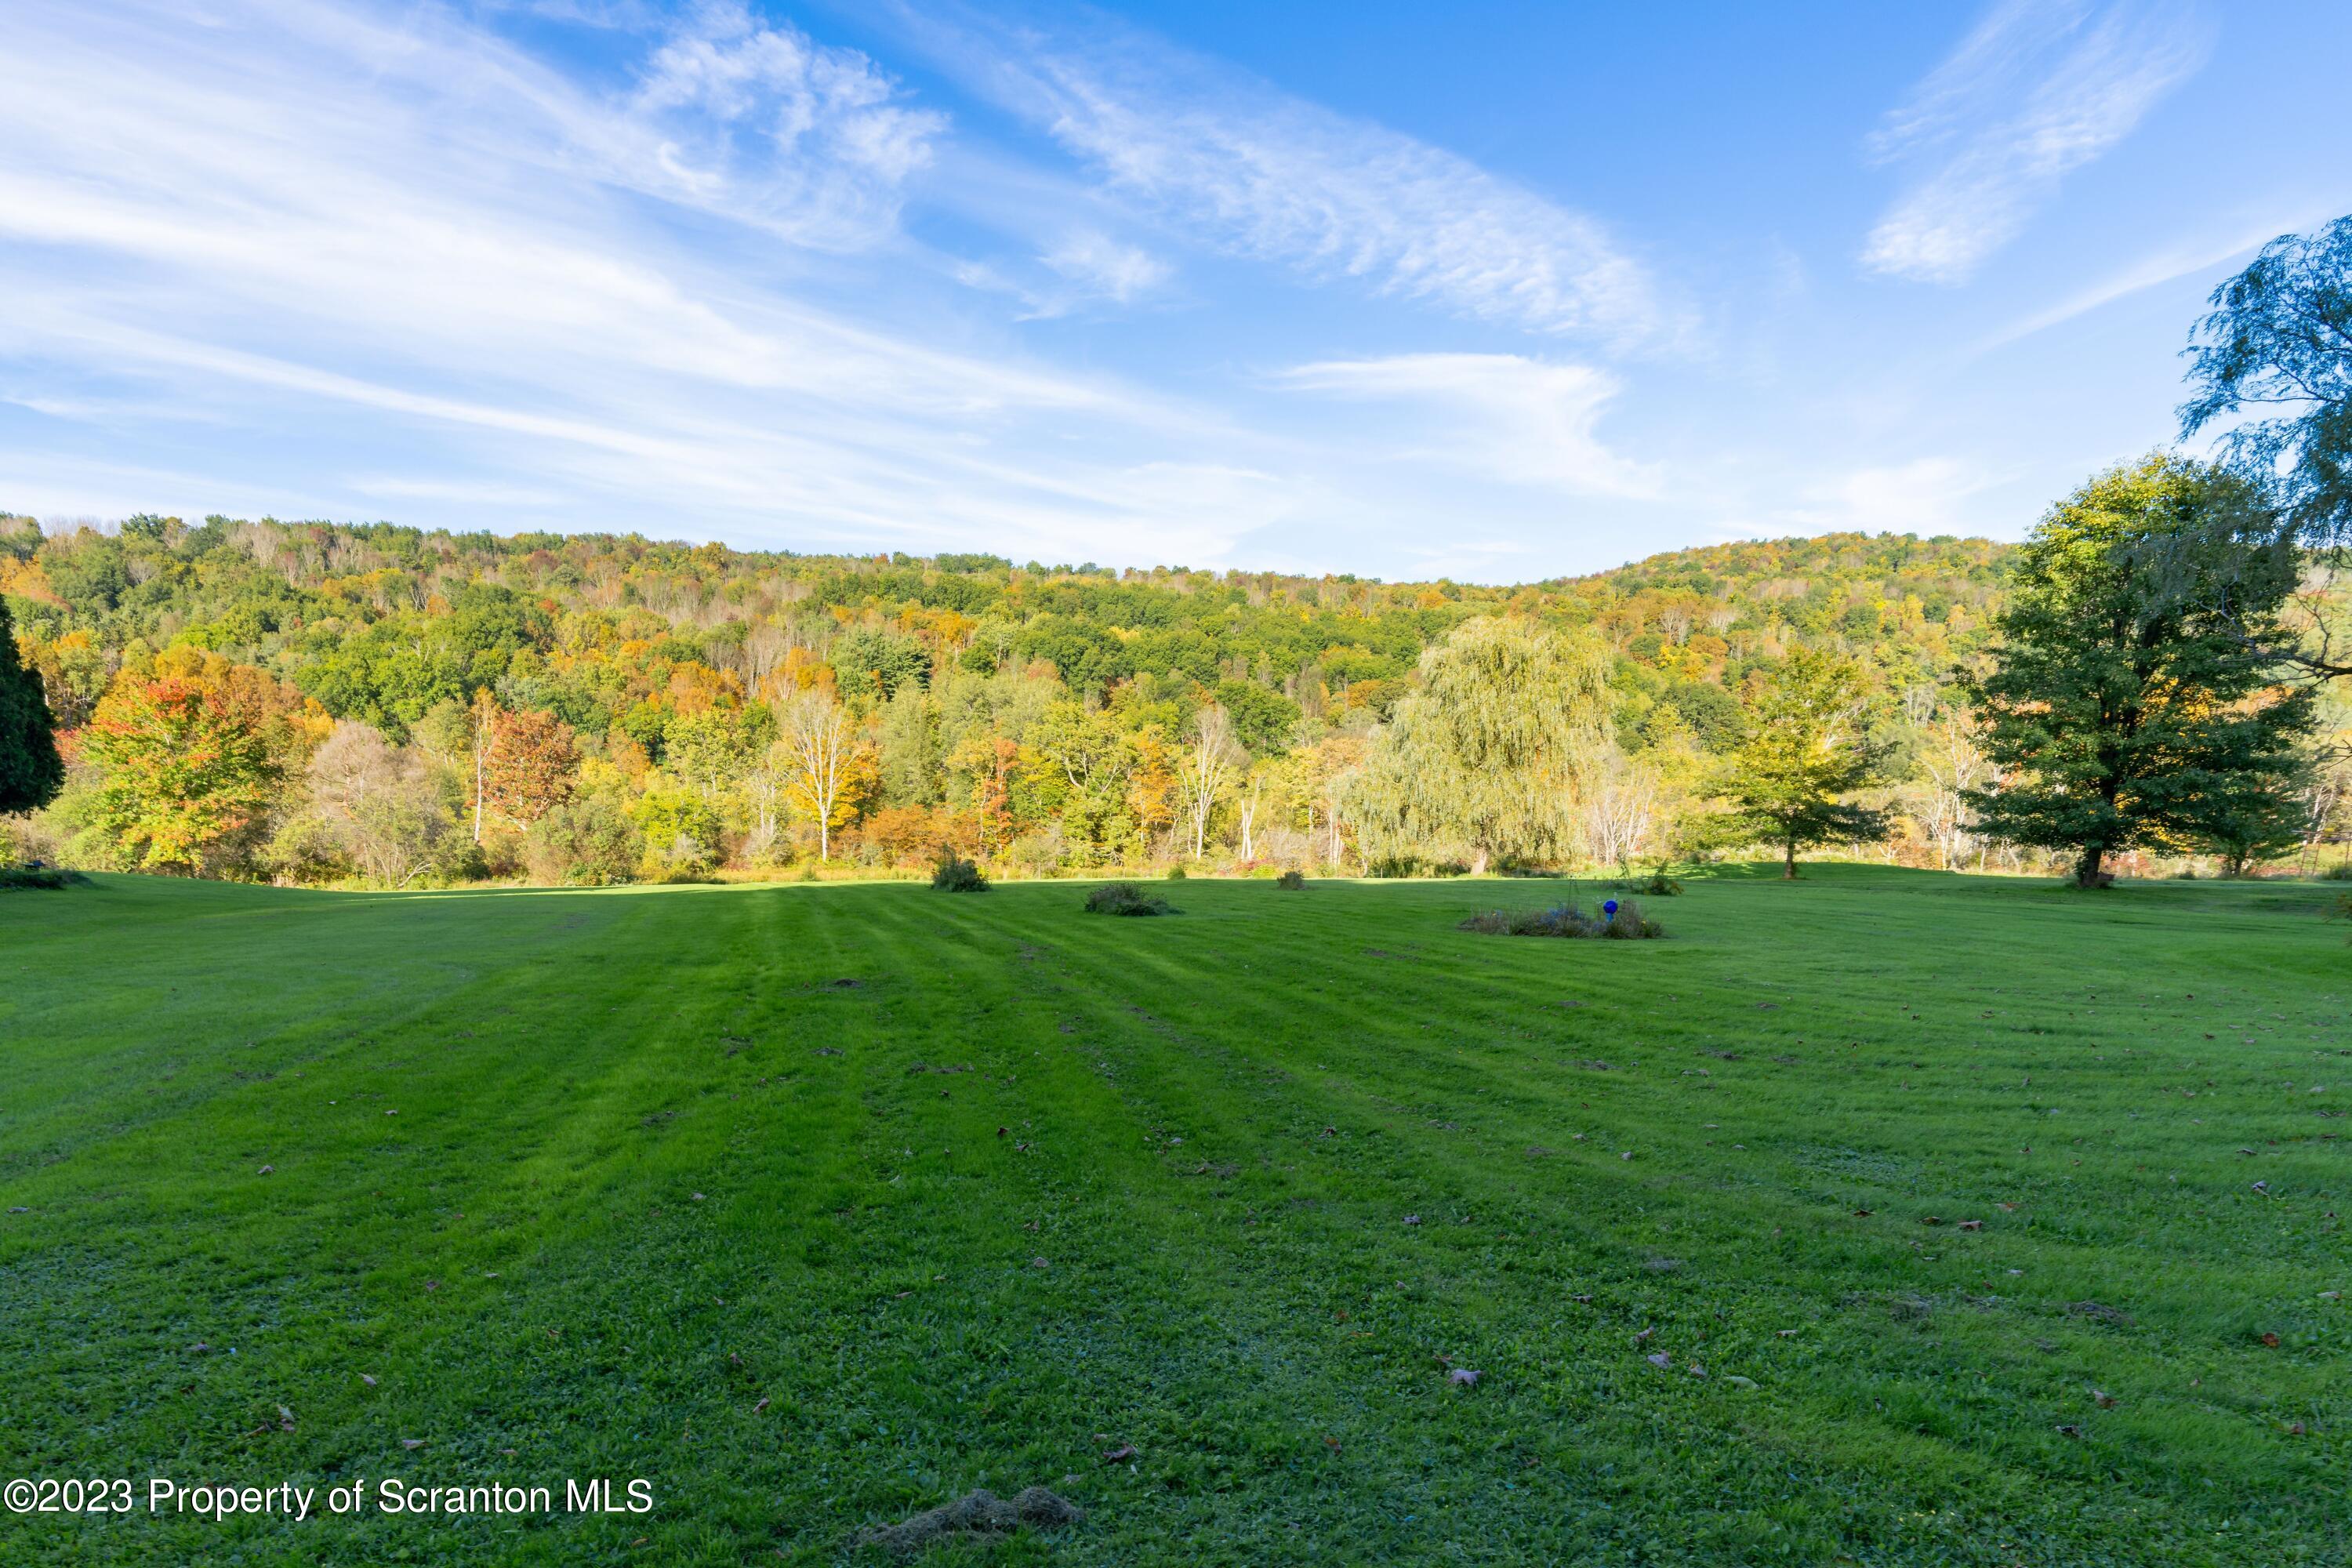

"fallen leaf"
[1776,1329,1798,1338]
[360,1374,377,1387]
[1446,1368,1480,1387]
[1031,1256,1050,1269]
[1723,1374,1759,1389]
[257,1165,274,1175]
[401,1439,425,1450]
[2092,1388,2118,1408]
[2054,1424,2083,1439]
[1401,1215,1421,1226]
[1853,1208,1874,1218]
[1919,1215,1944,1226]
[1102,1444,1136,1463]
[1645,1352,1671,1370]
[278,1405,296,1430]
[1633,1327,1654,1342]
[1958,1219,1983,1231]
[2260,1332,2281,1348]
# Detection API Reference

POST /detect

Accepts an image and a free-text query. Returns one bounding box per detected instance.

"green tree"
[831,627,931,702]
[2180,215,2352,555]
[877,685,942,807]
[1352,617,1612,874]
[1,594,66,815]
[1213,679,1302,755]
[1715,648,1889,879]
[1965,456,2317,887]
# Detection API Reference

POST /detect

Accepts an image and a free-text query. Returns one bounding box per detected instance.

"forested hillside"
[1,511,2339,882]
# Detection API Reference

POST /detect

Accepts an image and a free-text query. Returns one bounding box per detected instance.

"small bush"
[1639,866,1684,896]
[0,866,89,891]
[1459,898,1661,940]
[1085,883,1172,916]
[931,854,990,892]
[1275,869,1306,891]
[1166,865,1188,880]
[2321,862,2352,881]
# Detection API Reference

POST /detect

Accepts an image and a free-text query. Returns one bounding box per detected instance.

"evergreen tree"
[1715,647,1889,878]
[1965,456,2317,887]
[1,594,67,816]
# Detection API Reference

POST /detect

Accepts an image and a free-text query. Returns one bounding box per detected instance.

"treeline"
[2,498,2342,887]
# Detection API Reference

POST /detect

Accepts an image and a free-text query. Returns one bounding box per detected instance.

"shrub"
[1084,882,1172,916]
[932,854,990,892]
[1165,865,1188,880]
[0,865,89,891]
[2321,862,2352,881]
[524,797,641,886]
[1275,869,1306,891]
[1639,866,1684,896]
[1459,898,1661,939]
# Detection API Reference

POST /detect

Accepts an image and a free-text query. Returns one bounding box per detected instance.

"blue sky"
[3,1,2348,580]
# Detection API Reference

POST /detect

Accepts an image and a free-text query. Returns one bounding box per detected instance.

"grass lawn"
[2,866,2347,1566]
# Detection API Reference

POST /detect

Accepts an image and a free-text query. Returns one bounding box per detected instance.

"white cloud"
[1975,206,2340,350]
[1276,354,1660,499]
[1861,1,2209,283]
[1787,457,1991,535]
[895,9,1664,343]
[1038,232,1173,304]
[0,0,1287,566]
[630,1,945,245]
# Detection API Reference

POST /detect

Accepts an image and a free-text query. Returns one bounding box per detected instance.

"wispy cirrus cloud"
[1037,231,1173,306]
[1276,354,1661,499]
[1862,1,2211,283]
[891,6,1668,344]
[0,0,1291,564]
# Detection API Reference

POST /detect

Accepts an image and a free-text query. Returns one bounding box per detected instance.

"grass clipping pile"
[1460,898,1662,939]
[854,1486,1084,1553]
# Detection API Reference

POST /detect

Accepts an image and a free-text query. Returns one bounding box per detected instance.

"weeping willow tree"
[1348,616,1613,873]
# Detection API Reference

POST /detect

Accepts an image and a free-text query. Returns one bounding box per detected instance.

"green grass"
[2,866,2347,1566]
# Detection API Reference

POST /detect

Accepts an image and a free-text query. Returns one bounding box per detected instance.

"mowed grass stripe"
[1,869,2344,1565]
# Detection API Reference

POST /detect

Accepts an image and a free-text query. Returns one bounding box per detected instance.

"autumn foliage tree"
[484,702,579,830]
[82,652,324,873]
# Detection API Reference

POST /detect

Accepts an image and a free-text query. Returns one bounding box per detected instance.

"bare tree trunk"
[1782,837,1796,879]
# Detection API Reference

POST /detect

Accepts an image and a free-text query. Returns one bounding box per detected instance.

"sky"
[3,1,2349,582]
